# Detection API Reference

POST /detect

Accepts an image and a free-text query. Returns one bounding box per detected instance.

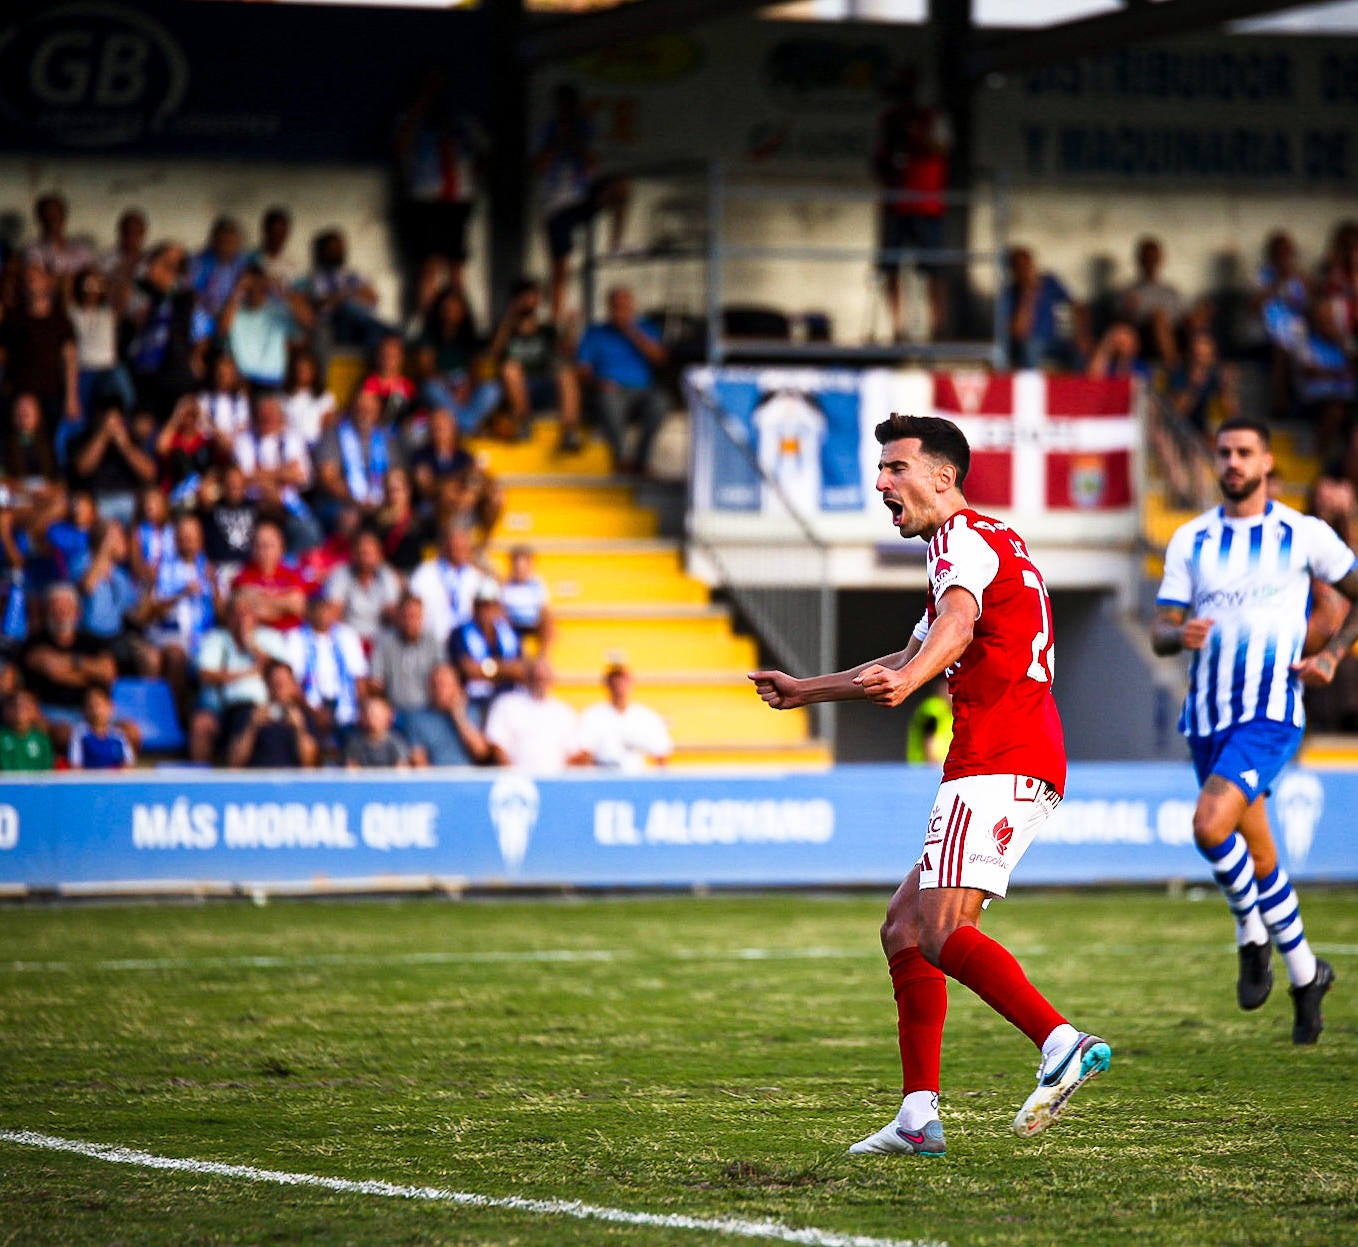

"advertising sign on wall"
[0,763,1348,895]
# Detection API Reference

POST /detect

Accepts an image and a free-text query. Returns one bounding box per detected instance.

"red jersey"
[232,563,309,631]
[916,509,1065,791]
[873,103,951,218]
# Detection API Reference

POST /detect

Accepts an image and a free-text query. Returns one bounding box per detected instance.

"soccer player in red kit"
[750,413,1110,1155]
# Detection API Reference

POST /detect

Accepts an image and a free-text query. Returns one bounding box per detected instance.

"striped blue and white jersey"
[1157,501,1356,737]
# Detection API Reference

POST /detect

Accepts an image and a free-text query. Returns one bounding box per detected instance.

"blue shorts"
[877,210,946,276]
[1188,719,1304,804]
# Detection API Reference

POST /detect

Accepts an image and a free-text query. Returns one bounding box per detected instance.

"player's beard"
[1219,472,1264,503]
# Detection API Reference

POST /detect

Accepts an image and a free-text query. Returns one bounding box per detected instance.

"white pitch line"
[8,940,1354,977]
[0,947,867,974]
[0,1131,944,1247]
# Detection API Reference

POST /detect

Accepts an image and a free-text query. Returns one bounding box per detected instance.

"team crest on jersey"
[991,816,1014,854]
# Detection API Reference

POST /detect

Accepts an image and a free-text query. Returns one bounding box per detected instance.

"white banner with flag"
[686,366,1144,548]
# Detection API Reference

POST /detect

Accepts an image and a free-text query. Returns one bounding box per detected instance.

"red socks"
[887,947,947,1094]
[937,924,1064,1048]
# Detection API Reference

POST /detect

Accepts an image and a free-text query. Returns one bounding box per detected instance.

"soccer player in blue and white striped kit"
[1153,416,1358,1044]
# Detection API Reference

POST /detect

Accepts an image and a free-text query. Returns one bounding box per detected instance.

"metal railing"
[579,160,1011,369]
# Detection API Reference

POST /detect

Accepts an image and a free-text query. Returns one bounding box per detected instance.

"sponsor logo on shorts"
[992,816,1013,854]
[967,852,1007,869]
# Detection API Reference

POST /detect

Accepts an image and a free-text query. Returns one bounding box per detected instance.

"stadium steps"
[471,419,827,768]
[490,540,709,608]
[497,482,660,540]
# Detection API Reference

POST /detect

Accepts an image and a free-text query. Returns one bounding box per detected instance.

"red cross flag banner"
[932,371,1136,512]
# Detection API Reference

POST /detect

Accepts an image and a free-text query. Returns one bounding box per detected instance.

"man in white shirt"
[578,662,672,772]
[408,522,488,642]
[232,392,321,550]
[485,658,587,773]
[286,595,369,744]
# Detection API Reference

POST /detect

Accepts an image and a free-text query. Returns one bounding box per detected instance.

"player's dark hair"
[874,413,970,487]
[1216,415,1271,447]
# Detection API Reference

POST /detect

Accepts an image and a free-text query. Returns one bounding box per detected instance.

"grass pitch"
[1,888,1355,1247]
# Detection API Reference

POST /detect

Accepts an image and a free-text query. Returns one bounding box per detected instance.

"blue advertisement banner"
[0,763,1351,894]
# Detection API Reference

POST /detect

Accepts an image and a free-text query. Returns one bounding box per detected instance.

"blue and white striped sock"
[1201,833,1269,946]
[1256,865,1318,987]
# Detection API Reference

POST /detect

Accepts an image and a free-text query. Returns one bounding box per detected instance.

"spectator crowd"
[2,163,1355,767]
[0,188,677,772]
[999,223,1358,516]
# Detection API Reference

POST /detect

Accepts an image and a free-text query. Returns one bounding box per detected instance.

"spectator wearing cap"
[401,663,491,767]
[370,592,444,717]
[449,578,524,724]
[231,520,308,631]
[285,594,369,750]
[577,662,672,772]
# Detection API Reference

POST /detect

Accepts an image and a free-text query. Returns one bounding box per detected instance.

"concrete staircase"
[470,419,832,769]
